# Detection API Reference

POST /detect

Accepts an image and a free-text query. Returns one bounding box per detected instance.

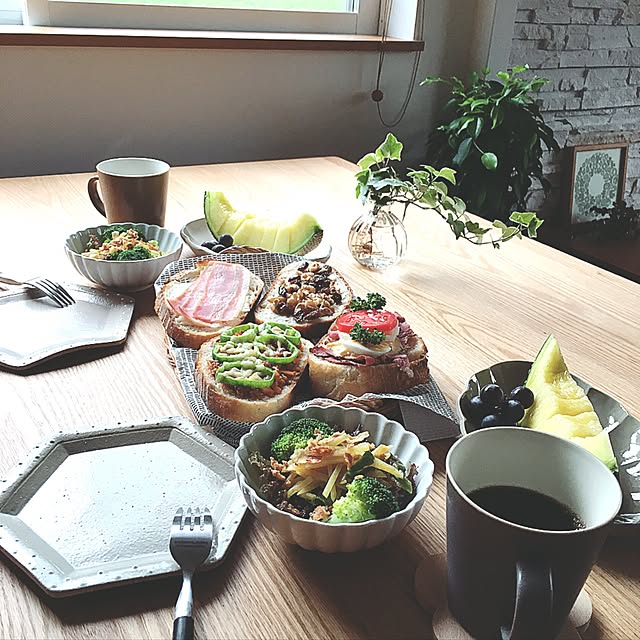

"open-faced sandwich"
[155,260,264,349]
[195,322,311,422]
[253,261,353,338]
[308,293,429,400]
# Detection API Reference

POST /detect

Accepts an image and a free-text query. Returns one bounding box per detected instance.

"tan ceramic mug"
[87,157,170,226]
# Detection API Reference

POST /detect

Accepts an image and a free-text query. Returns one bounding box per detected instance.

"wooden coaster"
[415,554,592,640]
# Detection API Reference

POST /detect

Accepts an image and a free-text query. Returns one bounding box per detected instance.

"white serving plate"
[0,417,246,596]
[0,284,134,370]
[180,218,332,262]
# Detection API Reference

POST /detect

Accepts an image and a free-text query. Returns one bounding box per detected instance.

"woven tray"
[156,252,457,447]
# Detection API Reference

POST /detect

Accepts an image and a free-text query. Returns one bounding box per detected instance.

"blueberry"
[509,385,534,409]
[480,414,501,429]
[480,383,504,408]
[212,244,226,253]
[218,234,234,248]
[503,399,525,424]
[201,241,216,250]
[467,395,486,420]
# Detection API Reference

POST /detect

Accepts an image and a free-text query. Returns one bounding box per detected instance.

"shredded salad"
[83,225,162,261]
[249,418,417,523]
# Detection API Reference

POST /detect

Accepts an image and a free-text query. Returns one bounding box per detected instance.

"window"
[0,0,22,24]
[20,0,381,34]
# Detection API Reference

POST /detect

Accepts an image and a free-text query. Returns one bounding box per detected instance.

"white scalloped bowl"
[65,223,182,292]
[235,405,434,552]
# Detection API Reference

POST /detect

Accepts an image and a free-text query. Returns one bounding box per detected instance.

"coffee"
[468,485,585,531]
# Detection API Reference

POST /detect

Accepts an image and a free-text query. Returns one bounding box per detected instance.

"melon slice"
[272,224,290,253]
[521,335,617,471]
[204,192,236,237]
[289,212,321,253]
[203,191,321,253]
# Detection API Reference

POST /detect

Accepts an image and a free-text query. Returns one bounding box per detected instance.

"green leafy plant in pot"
[421,66,560,222]
[348,133,543,269]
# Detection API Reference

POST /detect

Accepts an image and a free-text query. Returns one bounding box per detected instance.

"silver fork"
[169,507,214,640]
[0,274,75,308]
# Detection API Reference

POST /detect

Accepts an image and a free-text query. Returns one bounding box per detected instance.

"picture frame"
[568,143,628,225]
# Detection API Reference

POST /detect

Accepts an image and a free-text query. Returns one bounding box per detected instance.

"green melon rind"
[204,191,237,238]
[521,335,618,472]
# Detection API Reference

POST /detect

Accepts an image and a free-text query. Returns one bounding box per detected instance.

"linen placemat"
[157,253,460,447]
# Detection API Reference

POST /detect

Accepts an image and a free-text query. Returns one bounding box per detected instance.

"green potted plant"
[348,133,542,269]
[421,66,559,222]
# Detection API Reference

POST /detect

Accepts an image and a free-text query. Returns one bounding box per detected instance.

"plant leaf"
[453,138,473,166]
[376,133,403,161]
[481,152,498,171]
[437,167,457,184]
[358,153,379,171]
[421,76,445,86]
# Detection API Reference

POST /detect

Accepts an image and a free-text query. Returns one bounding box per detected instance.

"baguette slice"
[195,337,312,423]
[155,260,264,349]
[308,331,429,401]
[253,261,353,339]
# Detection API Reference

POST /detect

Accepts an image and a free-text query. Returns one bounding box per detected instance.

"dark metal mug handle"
[501,558,553,640]
[87,176,106,216]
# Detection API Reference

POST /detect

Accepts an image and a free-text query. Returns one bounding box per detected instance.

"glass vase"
[348,206,407,270]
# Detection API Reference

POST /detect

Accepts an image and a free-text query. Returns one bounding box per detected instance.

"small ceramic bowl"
[65,223,182,292]
[235,404,434,552]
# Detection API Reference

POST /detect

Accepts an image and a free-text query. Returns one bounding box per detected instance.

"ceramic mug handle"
[87,176,106,216]
[501,558,553,640]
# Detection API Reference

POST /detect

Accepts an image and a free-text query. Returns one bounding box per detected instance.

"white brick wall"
[511,0,640,216]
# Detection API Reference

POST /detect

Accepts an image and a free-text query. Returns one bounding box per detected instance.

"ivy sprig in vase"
[348,133,543,269]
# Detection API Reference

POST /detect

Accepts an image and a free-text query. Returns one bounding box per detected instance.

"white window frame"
[21,0,381,34]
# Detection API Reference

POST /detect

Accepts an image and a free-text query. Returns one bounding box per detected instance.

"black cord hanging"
[373,0,425,129]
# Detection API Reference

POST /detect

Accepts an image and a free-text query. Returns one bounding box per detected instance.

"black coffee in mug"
[446,428,622,639]
[468,485,586,531]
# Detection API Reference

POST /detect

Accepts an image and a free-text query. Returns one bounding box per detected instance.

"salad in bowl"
[235,404,433,552]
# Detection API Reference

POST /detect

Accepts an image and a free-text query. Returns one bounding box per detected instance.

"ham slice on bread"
[155,260,264,348]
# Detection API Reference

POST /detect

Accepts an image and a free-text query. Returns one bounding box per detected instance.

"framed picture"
[568,143,628,224]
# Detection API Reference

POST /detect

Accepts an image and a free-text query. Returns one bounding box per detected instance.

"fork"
[169,508,214,640]
[0,274,75,308]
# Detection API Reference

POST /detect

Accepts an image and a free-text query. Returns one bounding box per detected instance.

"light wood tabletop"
[0,157,639,639]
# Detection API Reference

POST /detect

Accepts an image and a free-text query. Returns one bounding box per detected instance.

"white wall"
[0,0,486,178]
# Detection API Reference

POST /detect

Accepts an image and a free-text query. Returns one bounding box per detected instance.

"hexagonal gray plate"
[0,284,134,370]
[0,417,246,596]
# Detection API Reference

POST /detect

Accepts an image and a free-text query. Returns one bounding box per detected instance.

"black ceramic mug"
[446,427,621,640]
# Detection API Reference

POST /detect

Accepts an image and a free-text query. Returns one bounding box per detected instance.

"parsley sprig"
[349,292,387,311]
[349,323,386,345]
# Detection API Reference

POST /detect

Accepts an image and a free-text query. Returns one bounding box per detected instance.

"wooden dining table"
[0,157,639,640]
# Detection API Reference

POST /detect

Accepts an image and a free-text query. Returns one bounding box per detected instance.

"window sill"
[0,25,424,52]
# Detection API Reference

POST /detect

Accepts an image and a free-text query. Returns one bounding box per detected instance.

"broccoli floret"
[100,224,141,242]
[270,418,334,462]
[329,477,400,523]
[330,492,374,523]
[109,246,154,261]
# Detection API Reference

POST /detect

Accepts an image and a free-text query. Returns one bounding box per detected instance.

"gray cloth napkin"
[158,253,460,447]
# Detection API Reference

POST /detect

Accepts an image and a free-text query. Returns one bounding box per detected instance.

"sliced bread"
[195,336,312,422]
[155,260,264,349]
[253,261,353,339]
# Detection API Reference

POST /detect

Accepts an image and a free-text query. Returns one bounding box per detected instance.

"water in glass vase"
[348,207,407,269]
